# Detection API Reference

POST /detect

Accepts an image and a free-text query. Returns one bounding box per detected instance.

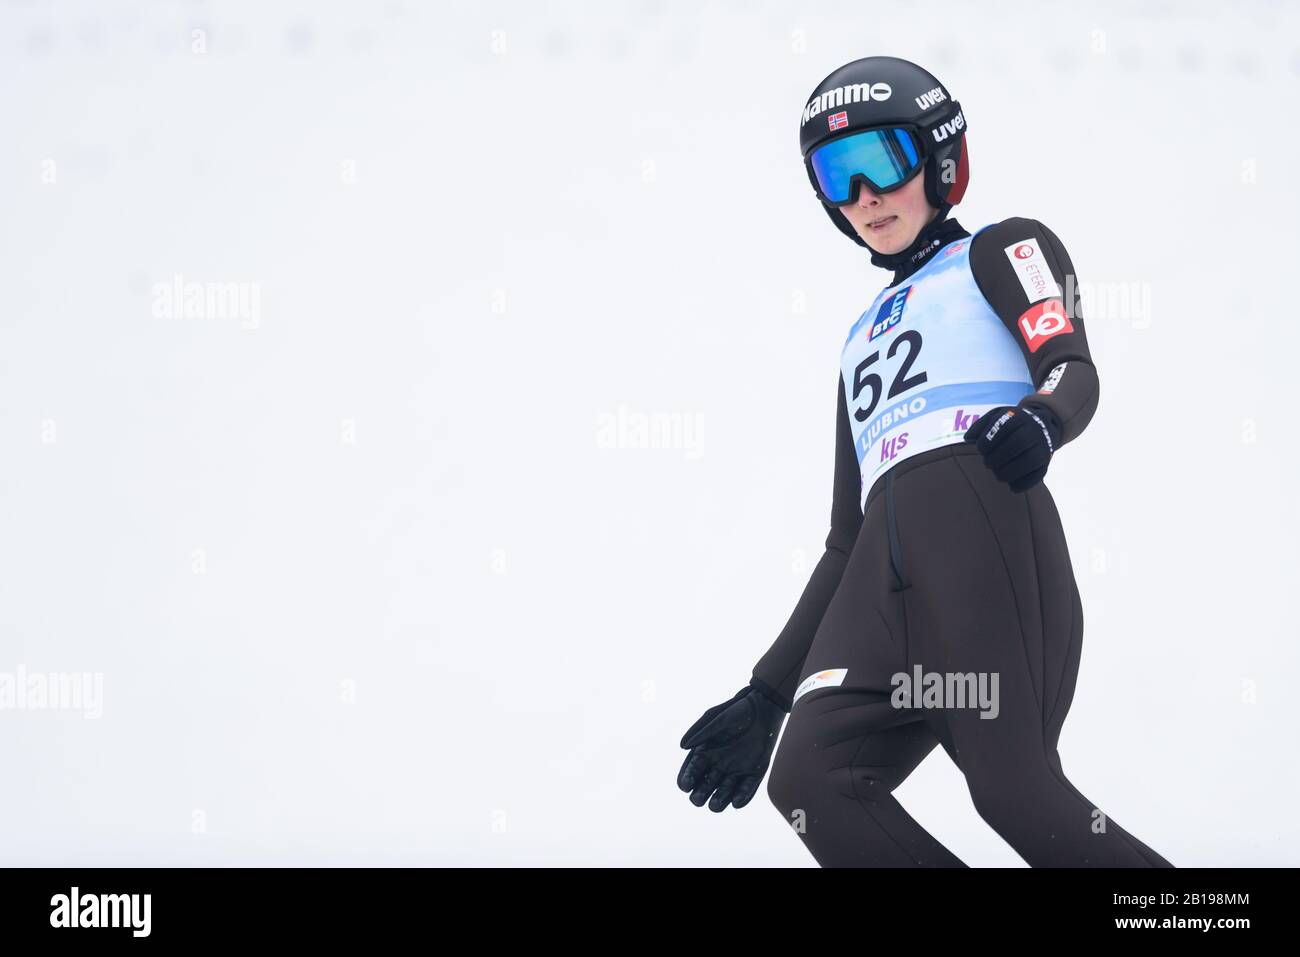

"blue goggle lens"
[808,127,922,205]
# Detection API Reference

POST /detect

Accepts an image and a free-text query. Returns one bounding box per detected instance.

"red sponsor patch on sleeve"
[1016,298,1073,353]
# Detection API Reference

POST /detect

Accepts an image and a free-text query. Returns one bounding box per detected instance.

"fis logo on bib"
[869,286,913,341]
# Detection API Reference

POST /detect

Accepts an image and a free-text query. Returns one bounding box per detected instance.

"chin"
[858,223,906,254]
[863,238,900,254]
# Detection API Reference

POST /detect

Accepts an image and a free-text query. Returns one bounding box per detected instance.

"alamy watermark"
[892,665,1000,719]
[151,273,261,329]
[0,665,104,719]
[595,404,704,459]
[1061,273,1153,329]
[50,887,150,937]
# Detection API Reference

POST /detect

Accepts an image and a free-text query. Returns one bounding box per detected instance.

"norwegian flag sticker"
[828,111,848,131]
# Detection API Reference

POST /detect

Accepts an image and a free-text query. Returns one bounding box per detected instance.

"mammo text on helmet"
[801,83,892,126]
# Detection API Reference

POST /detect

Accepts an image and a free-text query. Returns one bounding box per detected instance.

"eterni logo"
[792,668,848,705]
[1003,237,1063,303]
[49,887,151,938]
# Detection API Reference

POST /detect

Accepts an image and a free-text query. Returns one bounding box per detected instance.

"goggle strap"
[915,100,965,148]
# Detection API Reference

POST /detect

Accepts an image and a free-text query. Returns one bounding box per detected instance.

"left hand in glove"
[677,684,786,812]
[963,403,1063,493]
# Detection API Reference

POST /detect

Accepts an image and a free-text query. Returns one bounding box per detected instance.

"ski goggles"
[806,125,926,206]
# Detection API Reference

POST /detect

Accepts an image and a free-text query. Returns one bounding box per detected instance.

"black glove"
[963,403,1063,493]
[677,684,786,812]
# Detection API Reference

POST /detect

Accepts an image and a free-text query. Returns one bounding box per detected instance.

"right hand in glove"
[677,684,786,812]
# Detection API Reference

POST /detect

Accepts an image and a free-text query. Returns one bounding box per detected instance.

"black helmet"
[799,56,970,247]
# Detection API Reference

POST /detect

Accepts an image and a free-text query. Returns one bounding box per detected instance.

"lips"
[867,216,897,230]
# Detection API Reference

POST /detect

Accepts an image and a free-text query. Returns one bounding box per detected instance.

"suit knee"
[966,769,1057,834]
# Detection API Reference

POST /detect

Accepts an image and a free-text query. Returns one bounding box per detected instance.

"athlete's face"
[838,169,940,254]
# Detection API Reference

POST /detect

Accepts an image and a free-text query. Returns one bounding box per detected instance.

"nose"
[856,181,882,206]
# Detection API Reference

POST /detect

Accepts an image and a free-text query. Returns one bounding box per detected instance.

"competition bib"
[841,225,1033,509]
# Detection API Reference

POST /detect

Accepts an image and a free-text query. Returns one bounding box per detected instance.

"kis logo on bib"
[1017,298,1073,352]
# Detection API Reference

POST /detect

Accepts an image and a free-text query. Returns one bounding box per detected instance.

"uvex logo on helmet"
[931,109,965,143]
[914,87,947,109]
[801,82,892,126]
